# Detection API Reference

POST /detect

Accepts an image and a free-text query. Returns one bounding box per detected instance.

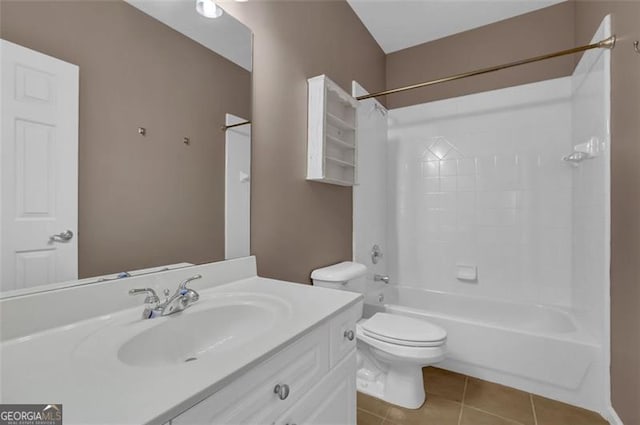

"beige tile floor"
[357,367,610,425]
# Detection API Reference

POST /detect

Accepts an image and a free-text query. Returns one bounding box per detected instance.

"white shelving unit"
[307,75,358,186]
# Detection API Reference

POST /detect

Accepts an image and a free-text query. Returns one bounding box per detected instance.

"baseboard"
[607,405,624,425]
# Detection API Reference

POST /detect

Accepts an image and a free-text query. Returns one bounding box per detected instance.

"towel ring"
[634,41,639,54]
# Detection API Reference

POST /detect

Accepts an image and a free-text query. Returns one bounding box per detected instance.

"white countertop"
[0,277,362,425]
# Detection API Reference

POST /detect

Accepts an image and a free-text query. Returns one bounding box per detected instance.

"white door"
[224,113,251,259]
[1,39,79,292]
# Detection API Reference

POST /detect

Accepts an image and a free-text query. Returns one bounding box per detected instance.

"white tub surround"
[570,17,612,421]
[352,82,389,304]
[353,17,612,417]
[0,257,363,425]
[387,76,574,307]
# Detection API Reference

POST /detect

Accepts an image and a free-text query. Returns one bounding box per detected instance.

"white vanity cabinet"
[1,256,365,425]
[169,302,361,425]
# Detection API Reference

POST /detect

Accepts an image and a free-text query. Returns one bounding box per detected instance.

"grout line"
[530,394,539,425]
[357,407,387,420]
[464,405,528,425]
[458,377,468,425]
[381,401,391,424]
[474,405,533,425]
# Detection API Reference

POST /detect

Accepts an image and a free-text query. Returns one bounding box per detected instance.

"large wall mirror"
[0,0,252,297]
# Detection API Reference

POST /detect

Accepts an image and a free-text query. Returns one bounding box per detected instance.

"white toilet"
[311,262,447,409]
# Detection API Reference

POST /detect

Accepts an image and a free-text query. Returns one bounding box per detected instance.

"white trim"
[602,15,613,417]
[607,405,624,425]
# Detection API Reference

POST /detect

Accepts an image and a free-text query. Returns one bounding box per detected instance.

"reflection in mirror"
[0,0,252,296]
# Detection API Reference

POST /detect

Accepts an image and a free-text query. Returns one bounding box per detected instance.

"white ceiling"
[125,0,252,71]
[347,0,566,53]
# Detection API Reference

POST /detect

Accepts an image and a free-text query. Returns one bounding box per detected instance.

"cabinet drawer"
[329,303,362,367]
[171,324,329,425]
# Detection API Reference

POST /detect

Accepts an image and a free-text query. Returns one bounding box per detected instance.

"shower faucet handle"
[371,245,383,264]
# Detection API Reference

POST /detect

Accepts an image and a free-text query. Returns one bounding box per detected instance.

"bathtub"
[363,286,603,409]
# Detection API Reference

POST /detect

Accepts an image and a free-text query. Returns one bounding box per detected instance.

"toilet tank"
[311,262,367,291]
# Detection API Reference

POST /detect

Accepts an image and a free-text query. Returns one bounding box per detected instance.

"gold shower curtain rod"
[356,35,616,101]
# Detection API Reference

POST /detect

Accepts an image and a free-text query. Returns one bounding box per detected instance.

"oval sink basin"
[118,296,286,367]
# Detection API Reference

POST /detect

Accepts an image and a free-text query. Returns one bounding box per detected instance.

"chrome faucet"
[129,287,160,319]
[374,274,390,284]
[129,274,202,319]
[162,274,201,316]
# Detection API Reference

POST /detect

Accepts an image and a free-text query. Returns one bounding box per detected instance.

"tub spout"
[374,274,390,284]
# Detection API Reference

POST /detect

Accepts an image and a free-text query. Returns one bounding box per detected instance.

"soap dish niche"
[563,137,604,166]
[456,264,478,283]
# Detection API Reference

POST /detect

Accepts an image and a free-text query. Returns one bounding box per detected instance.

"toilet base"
[356,375,386,403]
[356,368,426,409]
[354,315,447,410]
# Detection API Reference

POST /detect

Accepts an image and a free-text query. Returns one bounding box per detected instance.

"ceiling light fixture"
[196,0,223,18]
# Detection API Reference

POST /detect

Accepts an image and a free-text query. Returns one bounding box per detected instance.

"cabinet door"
[329,305,361,368]
[171,325,329,425]
[276,351,356,425]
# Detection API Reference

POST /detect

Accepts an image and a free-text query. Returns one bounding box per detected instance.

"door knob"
[50,230,74,243]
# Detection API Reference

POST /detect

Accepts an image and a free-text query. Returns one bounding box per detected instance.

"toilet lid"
[361,313,447,345]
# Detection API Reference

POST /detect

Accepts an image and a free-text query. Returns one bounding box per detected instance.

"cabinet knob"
[344,329,355,341]
[273,383,290,400]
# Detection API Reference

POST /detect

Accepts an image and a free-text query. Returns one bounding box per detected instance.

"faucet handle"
[183,289,199,303]
[178,274,202,292]
[129,288,160,305]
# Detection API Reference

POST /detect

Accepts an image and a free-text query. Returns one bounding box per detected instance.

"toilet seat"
[361,330,445,347]
[361,313,447,347]
[357,323,446,362]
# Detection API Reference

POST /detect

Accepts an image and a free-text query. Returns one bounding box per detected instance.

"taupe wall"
[385,1,576,109]
[574,3,640,424]
[1,1,251,278]
[222,1,386,284]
